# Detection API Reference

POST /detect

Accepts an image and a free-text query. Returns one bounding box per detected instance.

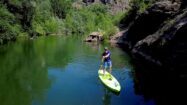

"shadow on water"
[118,43,187,105]
[132,61,187,105]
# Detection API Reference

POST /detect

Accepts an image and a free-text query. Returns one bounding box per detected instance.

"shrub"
[62,3,120,37]
[0,3,21,44]
[130,0,155,13]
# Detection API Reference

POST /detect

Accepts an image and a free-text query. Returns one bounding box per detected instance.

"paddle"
[99,57,104,70]
[100,64,103,70]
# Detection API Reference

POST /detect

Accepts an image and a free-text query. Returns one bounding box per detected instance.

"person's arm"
[103,51,110,58]
[103,53,110,58]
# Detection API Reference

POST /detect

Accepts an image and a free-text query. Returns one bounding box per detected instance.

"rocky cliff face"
[132,9,187,67]
[117,1,187,104]
[124,0,181,48]
[119,0,187,75]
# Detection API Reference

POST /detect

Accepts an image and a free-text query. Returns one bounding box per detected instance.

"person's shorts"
[104,61,112,69]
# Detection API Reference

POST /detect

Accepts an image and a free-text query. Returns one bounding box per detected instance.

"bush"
[44,17,59,34]
[50,0,73,18]
[130,0,155,13]
[0,3,21,44]
[62,3,119,37]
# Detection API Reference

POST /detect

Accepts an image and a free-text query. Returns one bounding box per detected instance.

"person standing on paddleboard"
[101,47,112,75]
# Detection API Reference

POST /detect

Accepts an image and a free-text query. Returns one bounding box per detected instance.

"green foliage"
[31,0,71,35]
[44,17,59,34]
[130,0,155,13]
[31,1,122,37]
[8,0,23,7]
[50,0,73,18]
[63,3,119,38]
[88,3,108,15]
[32,22,45,35]
[112,11,127,25]
[31,0,51,35]
[0,0,128,43]
[0,3,21,44]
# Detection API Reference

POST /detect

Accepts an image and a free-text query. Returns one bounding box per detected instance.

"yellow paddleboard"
[98,69,121,92]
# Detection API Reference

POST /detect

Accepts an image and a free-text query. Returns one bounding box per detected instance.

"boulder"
[84,32,104,42]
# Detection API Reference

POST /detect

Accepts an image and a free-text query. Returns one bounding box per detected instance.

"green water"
[0,36,155,105]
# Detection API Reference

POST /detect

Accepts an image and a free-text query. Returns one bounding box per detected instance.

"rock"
[130,10,187,105]
[84,32,104,42]
[132,9,187,71]
[110,29,127,44]
[122,0,181,49]
[114,1,187,104]
[181,0,187,8]
[115,0,187,74]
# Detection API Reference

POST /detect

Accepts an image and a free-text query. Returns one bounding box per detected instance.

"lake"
[0,36,155,105]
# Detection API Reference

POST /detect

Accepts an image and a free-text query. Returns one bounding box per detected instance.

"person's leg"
[107,61,112,80]
[103,62,107,75]
[108,61,112,74]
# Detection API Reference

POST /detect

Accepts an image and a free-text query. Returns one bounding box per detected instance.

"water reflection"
[0,37,51,105]
[102,88,112,105]
[133,62,187,105]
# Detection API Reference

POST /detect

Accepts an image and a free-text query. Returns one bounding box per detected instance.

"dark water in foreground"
[0,36,155,105]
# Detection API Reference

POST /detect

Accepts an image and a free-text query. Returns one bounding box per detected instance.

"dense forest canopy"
[0,0,157,44]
